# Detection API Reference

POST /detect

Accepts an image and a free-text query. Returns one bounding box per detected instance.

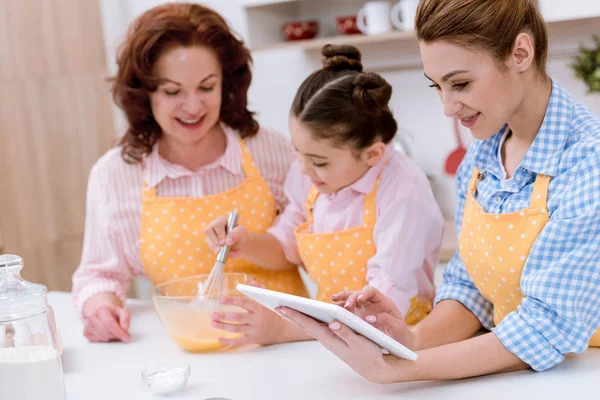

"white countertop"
[49,292,600,400]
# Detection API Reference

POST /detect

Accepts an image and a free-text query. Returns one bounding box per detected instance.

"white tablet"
[236,284,418,361]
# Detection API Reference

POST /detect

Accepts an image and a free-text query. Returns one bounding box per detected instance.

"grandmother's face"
[150,45,223,146]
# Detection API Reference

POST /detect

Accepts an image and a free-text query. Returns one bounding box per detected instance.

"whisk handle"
[216,209,240,263]
[226,208,240,233]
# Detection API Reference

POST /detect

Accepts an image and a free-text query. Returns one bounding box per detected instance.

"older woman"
[72,3,307,343]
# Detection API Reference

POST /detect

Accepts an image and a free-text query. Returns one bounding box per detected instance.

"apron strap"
[239,139,261,180]
[362,184,378,227]
[362,158,391,227]
[528,174,551,209]
[304,186,321,222]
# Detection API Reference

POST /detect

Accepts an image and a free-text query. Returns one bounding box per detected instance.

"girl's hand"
[204,215,250,258]
[211,283,304,346]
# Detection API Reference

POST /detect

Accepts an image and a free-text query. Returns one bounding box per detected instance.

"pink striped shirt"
[72,125,294,311]
[268,145,444,315]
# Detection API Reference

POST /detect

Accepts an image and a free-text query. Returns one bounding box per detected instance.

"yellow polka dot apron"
[140,139,308,351]
[294,167,431,325]
[460,168,600,346]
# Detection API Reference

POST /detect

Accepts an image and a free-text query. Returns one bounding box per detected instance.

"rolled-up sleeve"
[72,163,132,314]
[493,155,600,371]
[434,146,495,329]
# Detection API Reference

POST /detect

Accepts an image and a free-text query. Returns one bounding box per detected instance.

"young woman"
[280,0,600,383]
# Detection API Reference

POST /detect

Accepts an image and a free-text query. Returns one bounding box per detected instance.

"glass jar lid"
[0,254,47,321]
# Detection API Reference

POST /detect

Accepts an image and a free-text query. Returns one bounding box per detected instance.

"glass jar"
[0,254,67,400]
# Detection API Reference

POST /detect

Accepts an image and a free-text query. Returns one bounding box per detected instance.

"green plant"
[572,36,600,93]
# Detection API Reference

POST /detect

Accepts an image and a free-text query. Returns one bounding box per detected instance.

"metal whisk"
[198,208,239,311]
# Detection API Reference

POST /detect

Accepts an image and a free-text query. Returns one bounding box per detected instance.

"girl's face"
[149,45,223,145]
[289,116,384,194]
[419,39,526,140]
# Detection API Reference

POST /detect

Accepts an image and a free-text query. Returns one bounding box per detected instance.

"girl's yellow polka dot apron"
[294,167,431,325]
[140,139,308,351]
[460,168,600,346]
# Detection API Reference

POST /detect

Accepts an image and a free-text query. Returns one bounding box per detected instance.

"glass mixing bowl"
[151,273,251,352]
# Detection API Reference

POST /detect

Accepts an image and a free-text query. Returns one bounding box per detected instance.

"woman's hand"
[277,306,402,384]
[204,214,251,258]
[211,283,310,346]
[82,292,130,343]
[332,286,415,349]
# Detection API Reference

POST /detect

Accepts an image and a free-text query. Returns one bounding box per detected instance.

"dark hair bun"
[352,73,392,116]
[321,44,363,72]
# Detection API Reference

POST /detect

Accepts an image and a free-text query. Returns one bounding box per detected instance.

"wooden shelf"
[253,30,417,53]
[251,15,600,55]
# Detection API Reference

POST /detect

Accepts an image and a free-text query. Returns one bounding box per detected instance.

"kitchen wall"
[0,0,116,291]
[100,1,600,219]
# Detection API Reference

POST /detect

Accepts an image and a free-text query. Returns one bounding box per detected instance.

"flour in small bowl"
[0,345,66,400]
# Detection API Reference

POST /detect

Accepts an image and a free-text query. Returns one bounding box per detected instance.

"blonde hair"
[415,0,548,76]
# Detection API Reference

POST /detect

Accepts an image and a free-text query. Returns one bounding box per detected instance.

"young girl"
[281,0,600,383]
[206,44,444,347]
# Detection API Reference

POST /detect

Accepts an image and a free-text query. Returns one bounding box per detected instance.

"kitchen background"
[1,0,599,297]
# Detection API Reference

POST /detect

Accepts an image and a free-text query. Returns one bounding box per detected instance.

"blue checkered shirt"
[435,80,600,371]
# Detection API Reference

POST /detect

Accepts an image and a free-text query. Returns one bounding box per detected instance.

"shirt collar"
[471,79,572,179]
[144,123,243,188]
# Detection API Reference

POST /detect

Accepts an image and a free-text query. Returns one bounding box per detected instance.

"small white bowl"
[142,364,191,395]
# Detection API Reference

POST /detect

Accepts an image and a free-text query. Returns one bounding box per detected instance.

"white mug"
[391,0,419,31]
[357,1,393,36]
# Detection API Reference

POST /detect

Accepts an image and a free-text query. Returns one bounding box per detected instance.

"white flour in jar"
[0,345,66,400]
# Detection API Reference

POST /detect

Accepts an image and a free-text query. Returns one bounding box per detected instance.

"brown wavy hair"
[112,3,259,163]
